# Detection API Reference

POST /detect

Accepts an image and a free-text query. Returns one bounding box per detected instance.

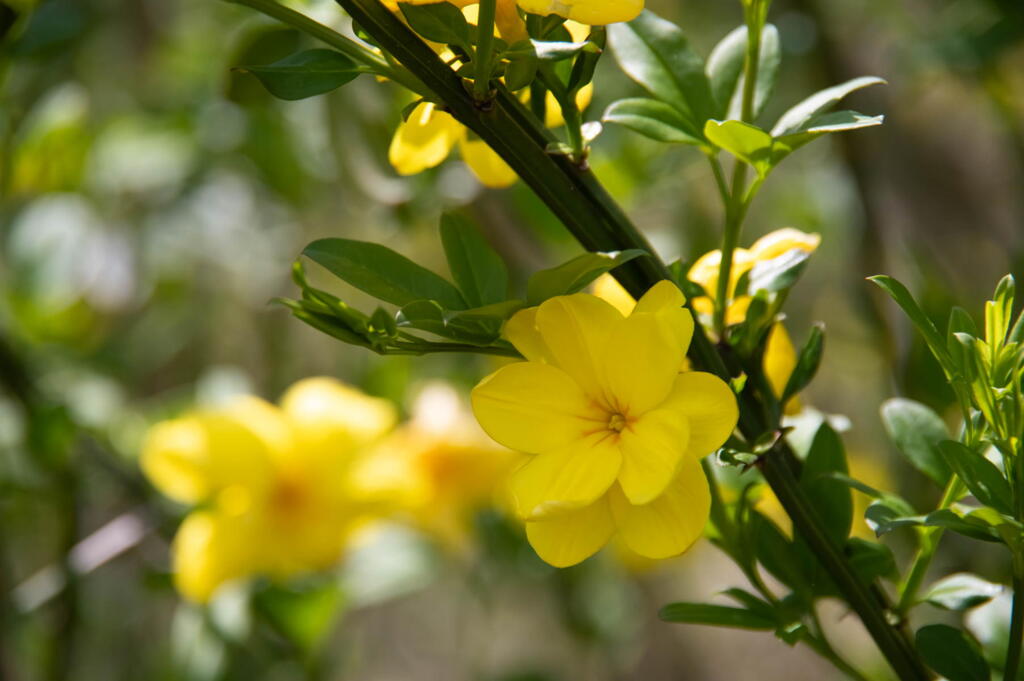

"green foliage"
[398,1,471,52]
[659,602,776,630]
[800,422,853,544]
[916,624,991,681]
[705,24,780,119]
[880,398,953,487]
[780,323,824,407]
[440,213,509,307]
[237,49,363,100]
[924,573,1004,611]
[525,250,646,305]
[937,441,1013,515]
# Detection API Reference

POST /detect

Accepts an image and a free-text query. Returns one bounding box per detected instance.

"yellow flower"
[688,228,821,413]
[388,11,593,188]
[353,383,517,548]
[393,0,642,27]
[141,378,396,602]
[471,281,738,566]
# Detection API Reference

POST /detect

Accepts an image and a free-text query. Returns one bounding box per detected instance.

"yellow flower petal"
[516,0,642,25]
[609,455,710,559]
[660,371,738,459]
[601,311,682,415]
[749,227,821,261]
[510,430,621,519]
[388,102,461,176]
[763,322,797,406]
[525,496,615,567]
[535,293,622,401]
[471,361,603,454]
[633,280,694,352]
[459,134,518,188]
[617,404,690,505]
[592,273,636,316]
[140,408,276,505]
[172,510,258,603]
[502,307,553,362]
[281,377,397,451]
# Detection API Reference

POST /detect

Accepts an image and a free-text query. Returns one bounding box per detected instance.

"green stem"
[276,2,934,678]
[712,5,762,336]
[223,0,431,97]
[895,476,964,616]
[806,608,872,681]
[473,0,497,101]
[1004,455,1024,681]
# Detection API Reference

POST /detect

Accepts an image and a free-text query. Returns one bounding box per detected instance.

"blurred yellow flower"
[354,383,517,548]
[391,0,642,27]
[471,281,738,566]
[141,378,396,602]
[689,228,821,413]
[388,12,593,188]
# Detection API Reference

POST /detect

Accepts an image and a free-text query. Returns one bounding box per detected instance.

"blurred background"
[0,0,1022,678]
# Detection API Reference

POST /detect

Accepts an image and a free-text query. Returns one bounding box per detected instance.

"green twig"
[473,0,497,101]
[895,476,964,616]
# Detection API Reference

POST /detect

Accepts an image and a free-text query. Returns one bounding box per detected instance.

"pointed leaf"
[880,398,952,487]
[238,49,362,101]
[771,76,885,137]
[526,250,646,305]
[440,213,508,307]
[915,624,990,681]
[659,602,776,630]
[603,97,703,144]
[936,441,1013,515]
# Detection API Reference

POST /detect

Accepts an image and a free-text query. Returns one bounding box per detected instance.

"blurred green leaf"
[880,398,953,487]
[846,537,898,582]
[237,49,363,101]
[924,573,1004,611]
[304,238,467,310]
[526,250,646,305]
[659,602,776,630]
[440,213,508,307]
[985,275,1014,348]
[915,624,990,681]
[255,581,345,655]
[936,441,1013,515]
[608,10,715,136]
[603,97,702,145]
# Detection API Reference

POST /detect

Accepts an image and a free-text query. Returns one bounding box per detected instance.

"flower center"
[607,413,627,433]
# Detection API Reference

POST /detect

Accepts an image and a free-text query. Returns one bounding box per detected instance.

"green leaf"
[985,275,1014,348]
[751,512,810,593]
[503,53,538,91]
[846,537,898,582]
[772,110,884,158]
[526,250,646,305]
[770,76,886,137]
[923,508,1002,543]
[602,97,703,145]
[440,213,508,307]
[608,10,715,135]
[304,238,467,311]
[936,441,1013,515]
[800,422,852,543]
[399,1,470,49]
[781,323,825,407]
[705,24,781,119]
[747,248,811,295]
[865,499,924,536]
[504,39,599,62]
[238,49,362,101]
[445,300,525,322]
[869,275,953,375]
[924,573,1004,611]
[659,602,776,630]
[880,398,953,487]
[915,624,990,681]
[704,119,773,177]
[254,581,345,654]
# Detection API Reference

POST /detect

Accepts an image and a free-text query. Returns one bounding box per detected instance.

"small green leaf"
[446,300,525,322]
[706,24,781,119]
[602,98,703,145]
[526,250,646,305]
[399,1,470,49]
[936,441,1013,515]
[924,573,1004,611]
[915,624,990,681]
[869,275,953,375]
[704,119,773,177]
[238,49,362,101]
[747,248,811,294]
[846,537,898,582]
[608,10,715,133]
[659,602,776,630]
[304,239,467,311]
[800,422,852,543]
[772,110,884,159]
[923,508,1002,543]
[254,581,345,654]
[985,275,1014,348]
[440,213,508,307]
[503,52,538,91]
[865,499,924,537]
[771,76,886,137]
[880,398,952,487]
[781,323,825,407]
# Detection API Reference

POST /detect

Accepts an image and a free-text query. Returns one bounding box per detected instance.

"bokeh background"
[1,0,1022,678]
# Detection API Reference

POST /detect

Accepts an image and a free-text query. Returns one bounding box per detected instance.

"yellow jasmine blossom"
[141,378,396,602]
[689,228,821,413]
[393,0,642,27]
[354,383,517,548]
[471,281,738,566]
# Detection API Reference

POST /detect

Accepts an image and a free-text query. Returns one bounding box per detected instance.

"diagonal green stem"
[252,1,931,678]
